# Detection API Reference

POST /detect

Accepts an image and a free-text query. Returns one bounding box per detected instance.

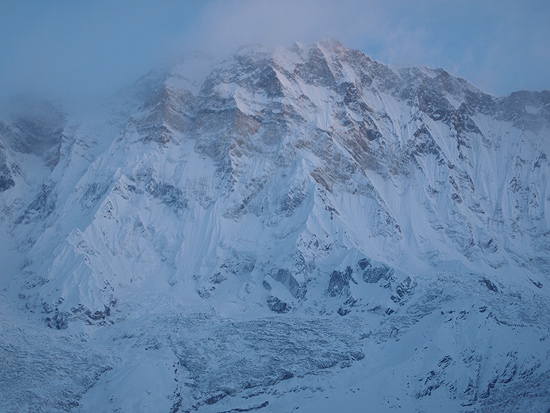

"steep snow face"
[1,40,549,411]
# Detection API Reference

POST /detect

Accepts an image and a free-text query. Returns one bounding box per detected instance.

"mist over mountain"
[1,39,549,412]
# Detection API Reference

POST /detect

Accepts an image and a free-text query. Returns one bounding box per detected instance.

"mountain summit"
[1,40,549,412]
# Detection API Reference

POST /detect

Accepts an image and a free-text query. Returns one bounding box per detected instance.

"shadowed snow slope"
[1,39,549,412]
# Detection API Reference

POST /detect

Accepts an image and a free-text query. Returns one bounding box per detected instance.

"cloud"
[0,0,201,102]
[0,0,548,103]
[180,0,372,54]
[179,0,550,94]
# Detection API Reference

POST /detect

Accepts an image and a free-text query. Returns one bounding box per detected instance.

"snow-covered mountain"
[1,39,549,412]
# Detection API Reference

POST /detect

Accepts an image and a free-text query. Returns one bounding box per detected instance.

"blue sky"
[1,0,549,102]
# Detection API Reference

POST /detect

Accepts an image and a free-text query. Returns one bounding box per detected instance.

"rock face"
[1,39,549,411]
